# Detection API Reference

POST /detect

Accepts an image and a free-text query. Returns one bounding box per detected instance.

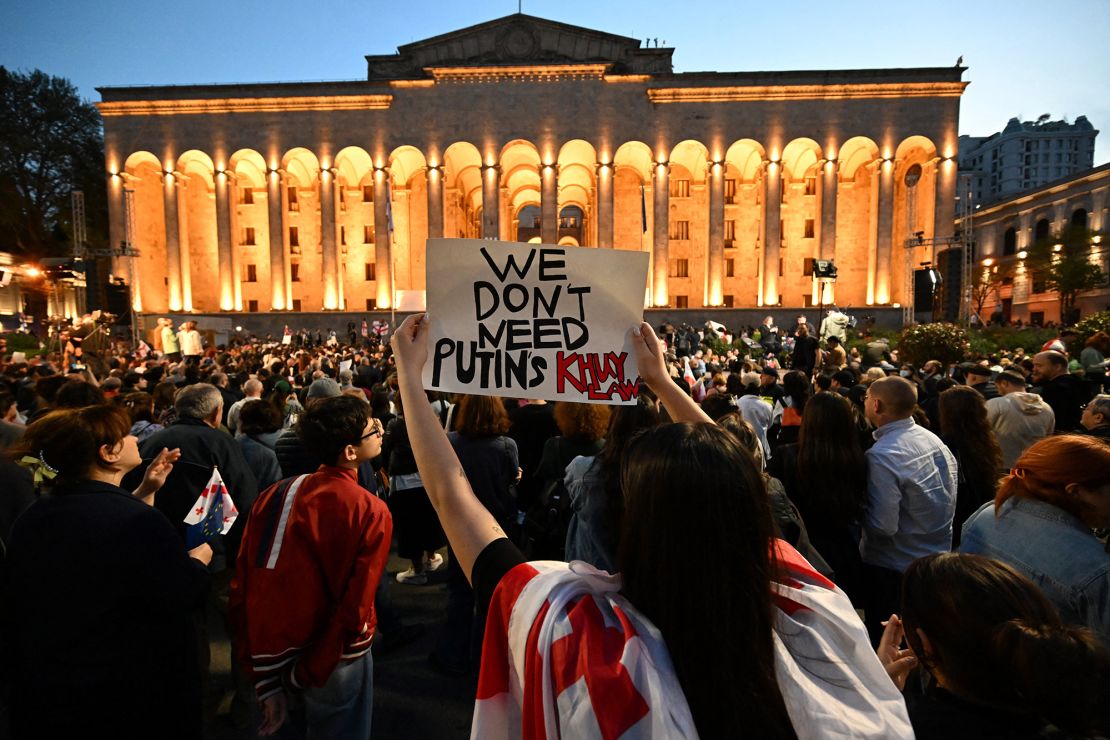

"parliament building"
[98,13,966,319]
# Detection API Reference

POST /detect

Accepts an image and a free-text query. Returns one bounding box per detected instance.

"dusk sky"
[4,0,1109,164]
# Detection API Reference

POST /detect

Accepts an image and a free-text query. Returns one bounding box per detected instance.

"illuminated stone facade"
[968,162,1110,323]
[98,14,966,315]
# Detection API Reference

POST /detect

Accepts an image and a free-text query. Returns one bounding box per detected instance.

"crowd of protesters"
[0,311,1107,739]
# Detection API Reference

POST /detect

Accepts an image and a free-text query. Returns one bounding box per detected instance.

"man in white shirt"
[860,376,957,643]
[178,321,204,364]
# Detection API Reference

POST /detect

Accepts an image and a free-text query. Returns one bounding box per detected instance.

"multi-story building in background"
[960,116,1097,207]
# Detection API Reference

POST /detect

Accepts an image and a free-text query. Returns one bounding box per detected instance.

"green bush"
[1075,310,1110,343]
[1,331,41,352]
[897,323,970,366]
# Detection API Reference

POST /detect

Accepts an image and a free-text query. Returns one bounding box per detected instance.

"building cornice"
[424,63,612,82]
[965,163,1110,220]
[647,81,968,104]
[96,94,393,117]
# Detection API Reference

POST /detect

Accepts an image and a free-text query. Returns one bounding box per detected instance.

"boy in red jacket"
[231,395,392,738]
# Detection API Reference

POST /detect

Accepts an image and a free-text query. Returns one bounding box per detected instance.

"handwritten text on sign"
[424,238,649,404]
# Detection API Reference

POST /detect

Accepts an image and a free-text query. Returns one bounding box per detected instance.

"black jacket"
[1037,373,1088,432]
[3,480,209,738]
[123,416,258,568]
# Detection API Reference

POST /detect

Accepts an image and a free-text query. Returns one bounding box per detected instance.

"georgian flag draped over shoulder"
[473,543,912,740]
[183,467,239,549]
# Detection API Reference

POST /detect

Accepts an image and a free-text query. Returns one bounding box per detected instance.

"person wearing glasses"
[230,394,393,738]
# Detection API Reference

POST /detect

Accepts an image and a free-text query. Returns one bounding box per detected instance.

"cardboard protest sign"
[424,238,648,405]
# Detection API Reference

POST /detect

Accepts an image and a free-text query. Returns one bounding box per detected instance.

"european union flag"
[183,467,239,549]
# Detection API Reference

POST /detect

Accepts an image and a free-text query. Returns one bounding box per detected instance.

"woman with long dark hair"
[391,315,911,738]
[884,552,1110,738]
[938,385,1003,545]
[768,391,868,600]
[769,369,811,451]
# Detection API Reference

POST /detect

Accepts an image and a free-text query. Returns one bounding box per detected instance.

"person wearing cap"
[758,366,785,404]
[100,375,123,401]
[986,371,1056,469]
[1031,351,1088,432]
[959,362,999,400]
[1080,394,1110,443]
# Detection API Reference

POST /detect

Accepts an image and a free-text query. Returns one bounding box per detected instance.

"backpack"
[519,476,572,561]
[518,439,573,560]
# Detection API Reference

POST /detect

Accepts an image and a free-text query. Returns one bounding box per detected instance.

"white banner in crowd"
[423,238,649,405]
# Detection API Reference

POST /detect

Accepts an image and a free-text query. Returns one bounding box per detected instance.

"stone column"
[481,164,500,239]
[818,158,839,304]
[595,163,614,249]
[541,164,558,244]
[652,162,670,307]
[762,160,782,305]
[319,167,339,310]
[500,184,512,242]
[266,168,287,310]
[175,175,194,312]
[373,167,393,309]
[214,170,234,311]
[162,172,183,311]
[107,172,126,298]
[875,158,895,304]
[707,161,725,306]
[228,174,243,311]
[426,165,444,239]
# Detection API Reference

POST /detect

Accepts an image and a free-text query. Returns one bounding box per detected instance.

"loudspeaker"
[913,269,935,314]
[105,282,131,323]
[934,249,963,322]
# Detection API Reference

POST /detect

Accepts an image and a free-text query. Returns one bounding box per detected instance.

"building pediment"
[365,13,672,81]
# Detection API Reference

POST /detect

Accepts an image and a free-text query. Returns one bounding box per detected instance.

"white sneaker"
[396,568,427,585]
[424,553,445,572]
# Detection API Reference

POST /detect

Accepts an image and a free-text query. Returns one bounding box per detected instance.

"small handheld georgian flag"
[183,467,239,549]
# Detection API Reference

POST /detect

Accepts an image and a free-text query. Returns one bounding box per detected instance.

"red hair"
[997,434,1110,521]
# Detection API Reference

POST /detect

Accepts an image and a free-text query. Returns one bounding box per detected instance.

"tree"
[1025,224,1106,324]
[0,67,106,259]
[970,261,1007,323]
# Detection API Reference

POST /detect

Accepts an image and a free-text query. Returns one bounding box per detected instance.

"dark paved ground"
[204,546,475,740]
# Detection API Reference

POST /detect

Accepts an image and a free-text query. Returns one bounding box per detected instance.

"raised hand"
[391,313,430,379]
[876,614,917,690]
[134,447,182,503]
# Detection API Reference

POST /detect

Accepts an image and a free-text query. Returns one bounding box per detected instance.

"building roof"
[98,13,966,101]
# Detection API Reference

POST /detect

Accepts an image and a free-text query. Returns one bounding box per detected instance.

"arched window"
[1003,226,1017,256]
[1071,208,1088,229]
[1034,218,1051,243]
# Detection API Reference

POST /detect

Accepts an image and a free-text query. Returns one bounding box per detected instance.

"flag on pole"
[184,467,239,549]
[386,182,394,236]
[640,185,648,233]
